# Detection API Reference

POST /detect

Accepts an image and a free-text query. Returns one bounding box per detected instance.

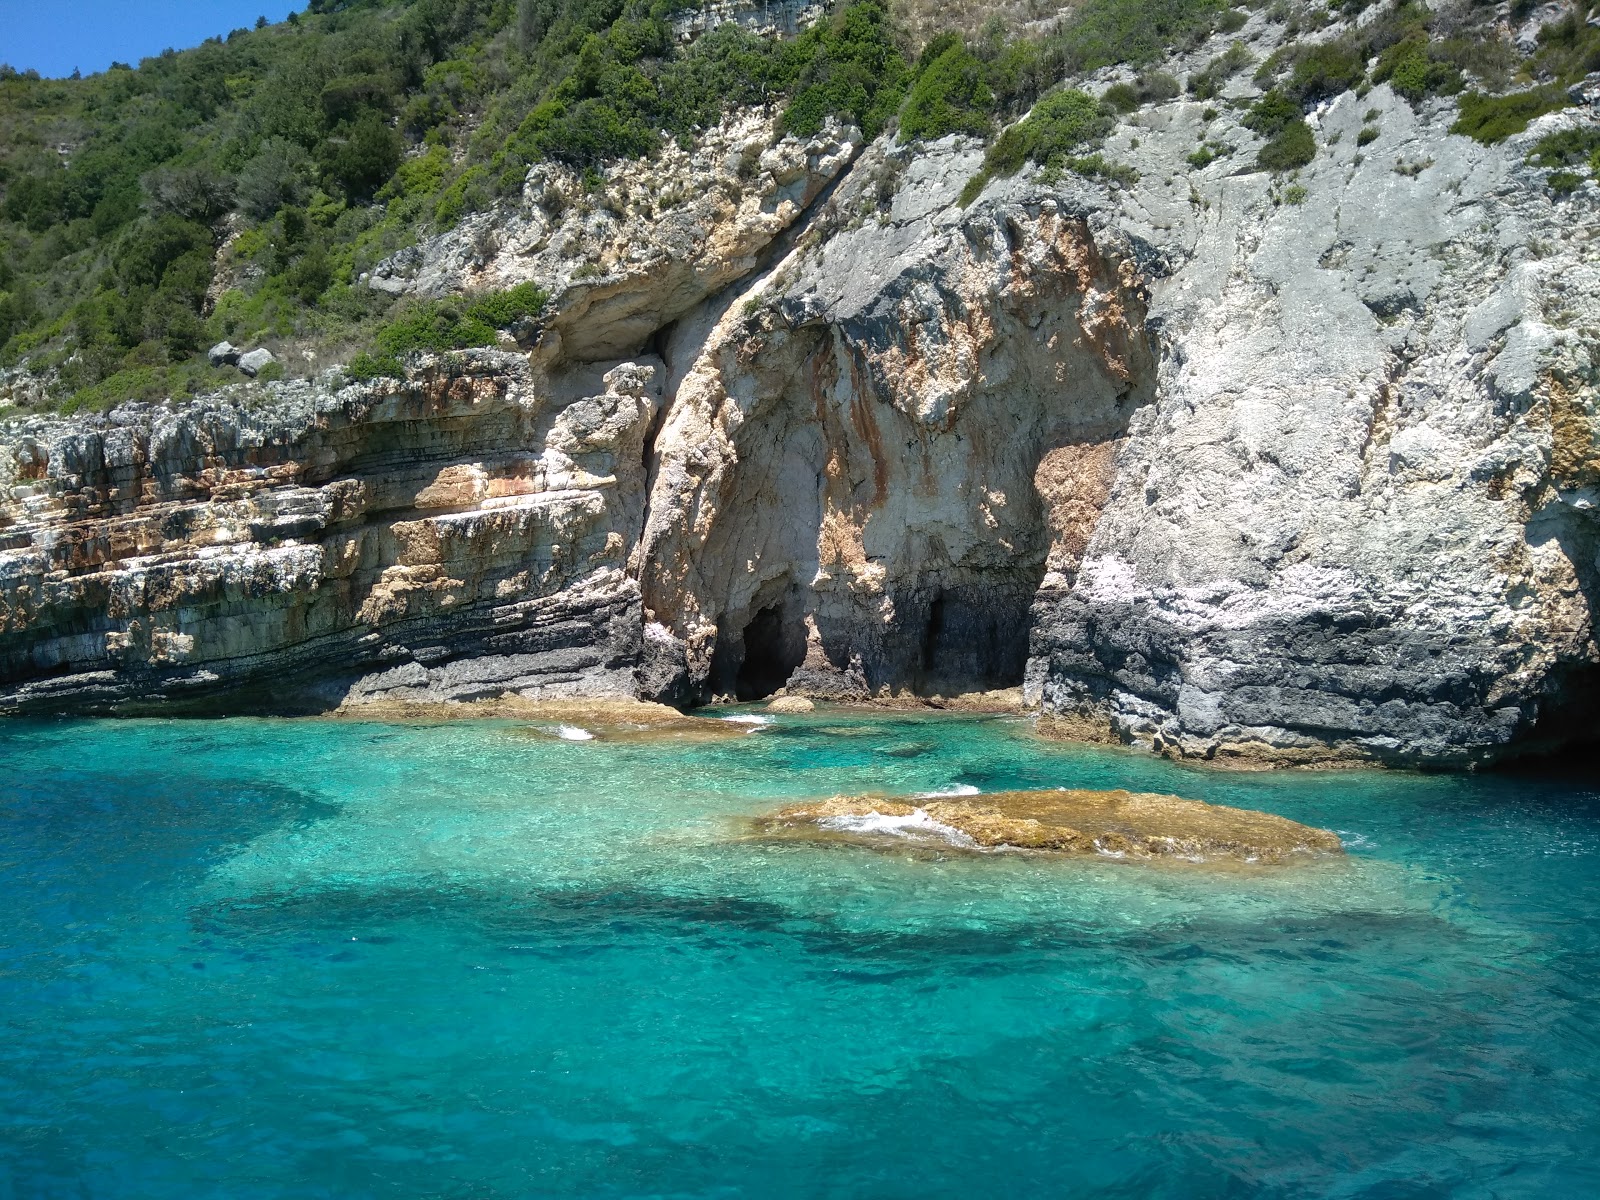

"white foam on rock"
[720,715,772,726]
[914,784,980,798]
[556,725,596,741]
[818,807,977,848]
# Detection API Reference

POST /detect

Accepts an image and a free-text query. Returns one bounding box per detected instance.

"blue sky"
[1,1,299,78]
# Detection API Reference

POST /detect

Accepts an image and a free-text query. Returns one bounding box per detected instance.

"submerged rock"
[766,695,815,713]
[757,789,1343,864]
[333,696,749,742]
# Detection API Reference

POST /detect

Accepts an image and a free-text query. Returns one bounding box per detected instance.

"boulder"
[766,695,815,713]
[237,348,275,377]
[207,341,240,367]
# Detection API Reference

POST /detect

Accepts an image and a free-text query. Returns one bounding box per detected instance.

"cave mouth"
[735,604,807,701]
[913,584,1032,695]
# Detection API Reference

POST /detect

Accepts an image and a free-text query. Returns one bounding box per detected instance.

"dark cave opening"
[734,605,807,701]
[913,585,1032,694]
[920,591,948,682]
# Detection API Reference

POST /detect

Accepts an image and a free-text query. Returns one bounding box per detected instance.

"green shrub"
[346,351,404,381]
[1051,0,1229,75]
[1374,37,1464,105]
[1189,40,1252,99]
[360,282,550,371]
[1546,169,1584,195]
[986,89,1112,176]
[1257,119,1315,171]
[780,0,910,140]
[1451,87,1570,144]
[963,89,1118,203]
[1188,141,1232,168]
[1286,41,1364,104]
[1529,9,1600,87]
[1283,182,1308,204]
[898,35,994,143]
[1357,125,1380,146]
[464,282,549,329]
[1040,152,1139,187]
[1102,82,1141,113]
[320,111,404,199]
[432,166,491,229]
[1242,90,1299,138]
[1528,126,1600,169]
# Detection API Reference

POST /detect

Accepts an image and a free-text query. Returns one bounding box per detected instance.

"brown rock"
[757,788,1343,864]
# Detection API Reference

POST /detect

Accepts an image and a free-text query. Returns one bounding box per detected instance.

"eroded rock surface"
[0,353,660,712]
[756,789,1345,863]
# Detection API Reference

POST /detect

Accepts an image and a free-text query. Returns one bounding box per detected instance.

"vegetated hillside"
[0,0,1595,412]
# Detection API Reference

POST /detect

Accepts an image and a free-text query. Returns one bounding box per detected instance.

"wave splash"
[817,807,977,848]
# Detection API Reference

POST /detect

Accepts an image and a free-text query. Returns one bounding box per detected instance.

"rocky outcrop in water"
[1,11,1597,767]
[756,789,1346,862]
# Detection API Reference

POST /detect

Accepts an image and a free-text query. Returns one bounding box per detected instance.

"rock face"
[1024,81,1600,768]
[755,789,1345,863]
[0,353,660,711]
[0,25,1597,768]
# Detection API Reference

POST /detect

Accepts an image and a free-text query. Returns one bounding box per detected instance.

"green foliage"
[963,88,1115,203]
[1528,126,1600,194]
[1187,140,1233,168]
[320,110,404,199]
[1054,0,1227,74]
[1282,182,1307,204]
[1357,125,1380,146]
[351,282,551,379]
[899,35,994,143]
[1373,36,1463,105]
[1098,69,1180,115]
[57,361,238,414]
[1528,8,1600,86]
[1102,83,1141,114]
[1546,169,1583,195]
[1527,126,1600,169]
[1285,40,1364,104]
[1451,86,1569,144]
[989,89,1113,175]
[463,281,550,329]
[1246,96,1316,172]
[779,1,910,140]
[1254,0,1447,108]
[1040,152,1138,188]
[1242,89,1300,139]
[1188,40,1252,99]
[238,137,315,219]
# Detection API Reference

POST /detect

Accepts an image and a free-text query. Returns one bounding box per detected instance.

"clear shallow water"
[1,711,1597,1199]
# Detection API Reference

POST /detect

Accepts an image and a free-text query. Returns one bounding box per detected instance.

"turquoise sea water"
[1,710,1597,1199]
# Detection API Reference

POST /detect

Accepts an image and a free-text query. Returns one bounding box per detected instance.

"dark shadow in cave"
[734,605,808,701]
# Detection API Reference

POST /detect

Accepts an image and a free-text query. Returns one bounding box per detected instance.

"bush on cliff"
[960,88,1122,203]
[1451,86,1570,143]
[347,282,549,380]
[1245,89,1316,171]
[898,34,994,143]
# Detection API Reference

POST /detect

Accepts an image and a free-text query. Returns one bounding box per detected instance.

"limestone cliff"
[1,13,1596,768]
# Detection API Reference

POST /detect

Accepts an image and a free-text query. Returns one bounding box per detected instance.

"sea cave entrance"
[734,604,807,701]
